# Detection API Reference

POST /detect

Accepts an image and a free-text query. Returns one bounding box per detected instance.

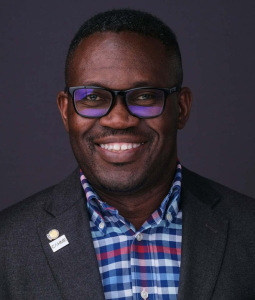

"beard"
[69,126,177,197]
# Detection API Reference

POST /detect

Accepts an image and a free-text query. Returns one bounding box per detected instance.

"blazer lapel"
[37,170,105,299]
[178,169,229,300]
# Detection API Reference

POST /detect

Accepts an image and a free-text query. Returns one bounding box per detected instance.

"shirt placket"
[130,228,158,300]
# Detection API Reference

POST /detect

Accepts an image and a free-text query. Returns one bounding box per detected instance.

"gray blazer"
[1,168,255,299]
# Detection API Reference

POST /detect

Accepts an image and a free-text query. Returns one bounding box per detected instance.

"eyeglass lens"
[73,88,165,118]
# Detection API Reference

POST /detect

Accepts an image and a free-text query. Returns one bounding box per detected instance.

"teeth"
[113,144,120,151]
[121,144,128,150]
[99,143,142,151]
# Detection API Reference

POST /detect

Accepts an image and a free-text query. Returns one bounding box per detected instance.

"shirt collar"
[80,162,182,232]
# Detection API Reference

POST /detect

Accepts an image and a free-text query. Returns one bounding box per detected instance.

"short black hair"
[65,9,183,86]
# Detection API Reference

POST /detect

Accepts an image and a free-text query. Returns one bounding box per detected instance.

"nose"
[99,96,140,129]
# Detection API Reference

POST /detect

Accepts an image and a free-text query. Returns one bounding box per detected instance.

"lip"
[94,135,147,145]
[94,136,148,163]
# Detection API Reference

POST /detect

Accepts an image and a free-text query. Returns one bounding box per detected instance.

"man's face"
[58,32,191,195]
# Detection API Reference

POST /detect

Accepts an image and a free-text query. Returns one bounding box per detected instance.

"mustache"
[86,127,154,141]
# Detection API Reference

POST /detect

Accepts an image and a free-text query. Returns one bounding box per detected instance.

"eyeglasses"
[67,86,180,119]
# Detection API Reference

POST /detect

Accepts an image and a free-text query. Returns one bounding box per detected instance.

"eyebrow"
[80,81,158,89]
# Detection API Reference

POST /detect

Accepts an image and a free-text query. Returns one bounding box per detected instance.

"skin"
[57,31,192,229]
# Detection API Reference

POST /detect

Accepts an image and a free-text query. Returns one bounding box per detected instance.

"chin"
[88,170,147,195]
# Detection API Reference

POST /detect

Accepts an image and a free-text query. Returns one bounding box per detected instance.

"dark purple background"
[1,0,254,211]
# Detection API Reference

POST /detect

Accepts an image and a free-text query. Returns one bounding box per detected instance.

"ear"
[177,87,192,129]
[57,91,70,132]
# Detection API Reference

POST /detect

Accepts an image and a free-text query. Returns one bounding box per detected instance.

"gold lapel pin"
[47,229,60,241]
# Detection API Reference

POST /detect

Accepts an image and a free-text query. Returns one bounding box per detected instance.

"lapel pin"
[47,229,69,252]
[47,229,60,241]
[49,234,69,253]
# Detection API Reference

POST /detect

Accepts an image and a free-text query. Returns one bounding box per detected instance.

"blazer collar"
[43,169,83,217]
[178,168,229,299]
[37,169,105,299]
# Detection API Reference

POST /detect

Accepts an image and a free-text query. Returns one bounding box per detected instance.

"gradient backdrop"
[1,0,254,210]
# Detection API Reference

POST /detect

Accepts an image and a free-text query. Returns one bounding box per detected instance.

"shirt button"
[99,222,105,229]
[141,289,148,299]
[166,213,173,222]
[136,233,143,241]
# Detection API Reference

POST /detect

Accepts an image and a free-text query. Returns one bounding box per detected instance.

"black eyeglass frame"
[66,85,180,119]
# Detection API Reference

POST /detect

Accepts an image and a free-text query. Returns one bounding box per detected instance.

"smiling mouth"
[99,142,143,152]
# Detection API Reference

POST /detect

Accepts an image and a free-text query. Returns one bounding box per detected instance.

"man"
[0,8,255,300]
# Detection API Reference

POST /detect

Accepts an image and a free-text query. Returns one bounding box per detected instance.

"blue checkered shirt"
[80,163,182,300]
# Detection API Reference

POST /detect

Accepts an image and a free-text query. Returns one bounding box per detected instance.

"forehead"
[67,31,173,88]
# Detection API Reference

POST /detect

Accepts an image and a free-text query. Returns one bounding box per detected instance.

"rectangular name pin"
[49,235,69,252]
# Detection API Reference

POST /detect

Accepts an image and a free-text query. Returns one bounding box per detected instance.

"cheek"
[146,110,178,139]
[67,112,96,141]
[161,100,179,133]
[65,99,95,135]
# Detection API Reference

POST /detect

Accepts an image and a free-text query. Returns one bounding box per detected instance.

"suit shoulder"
[0,169,80,235]
[0,169,79,219]
[182,167,255,214]
[0,184,56,235]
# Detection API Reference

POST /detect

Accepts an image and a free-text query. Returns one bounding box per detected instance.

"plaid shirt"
[80,163,182,300]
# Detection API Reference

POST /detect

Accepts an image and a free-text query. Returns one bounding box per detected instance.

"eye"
[127,89,164,107]
[84,93,101,101]
[137,93,155,100]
